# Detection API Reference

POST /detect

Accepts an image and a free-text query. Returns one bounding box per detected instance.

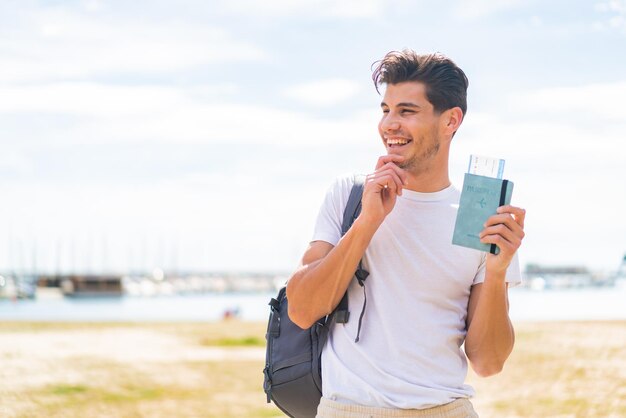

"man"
[286,50,525,417]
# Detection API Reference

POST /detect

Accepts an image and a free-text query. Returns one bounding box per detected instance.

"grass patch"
[205,336,264,347]
[186,320,267,346]
[47,384,89,396]
[25,382,201,418]
[41,383,170,404]
[100,385,166,403]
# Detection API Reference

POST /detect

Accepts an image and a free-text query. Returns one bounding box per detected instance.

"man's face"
[378,81,444,174]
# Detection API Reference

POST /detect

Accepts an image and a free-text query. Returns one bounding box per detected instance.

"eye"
[401,108,415,114]
[381,109,389,114]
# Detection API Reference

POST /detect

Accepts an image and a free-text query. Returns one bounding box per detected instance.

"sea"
[1,287,625,322]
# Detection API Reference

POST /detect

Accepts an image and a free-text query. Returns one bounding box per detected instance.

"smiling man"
[286,50,526,418]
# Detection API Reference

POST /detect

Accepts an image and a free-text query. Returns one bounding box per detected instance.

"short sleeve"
[310,174,355,246]
[473,252,523,287]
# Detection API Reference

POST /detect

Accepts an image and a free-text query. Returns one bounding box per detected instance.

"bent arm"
[288,155,409,329]
[465,205,526,377]
[286,215,380,329]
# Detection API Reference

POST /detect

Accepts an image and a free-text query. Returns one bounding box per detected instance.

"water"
[508,287,626,321]
[0,293,274,322]
[0,287,625,322]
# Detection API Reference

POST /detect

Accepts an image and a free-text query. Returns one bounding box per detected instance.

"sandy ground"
[0,321,625,417]
[0,327,263,390]
[0,322,274,418]
[468,321,626,418]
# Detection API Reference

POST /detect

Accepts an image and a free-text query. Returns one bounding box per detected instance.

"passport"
[452,173,514,254]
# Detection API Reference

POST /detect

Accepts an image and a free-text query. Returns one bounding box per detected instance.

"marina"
[1,255,625,322]
[0,271,288,300]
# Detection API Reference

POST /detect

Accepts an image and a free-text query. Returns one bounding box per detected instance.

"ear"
[441,107,463,137]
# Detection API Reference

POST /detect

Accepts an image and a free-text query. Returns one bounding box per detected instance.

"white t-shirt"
[312,174,521,409]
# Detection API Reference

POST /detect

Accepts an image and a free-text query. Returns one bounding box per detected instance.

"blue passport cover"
[452,173,514,254]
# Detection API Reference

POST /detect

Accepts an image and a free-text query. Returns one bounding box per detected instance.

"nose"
[380,114,401,133]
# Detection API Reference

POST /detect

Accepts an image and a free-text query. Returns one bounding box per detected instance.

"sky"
[0,0,625,275]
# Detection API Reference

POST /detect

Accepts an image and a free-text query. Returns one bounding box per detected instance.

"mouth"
[386,137,413,149]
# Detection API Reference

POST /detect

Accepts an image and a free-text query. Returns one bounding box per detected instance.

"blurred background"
[0,0,624,278]
[0,1,625,417]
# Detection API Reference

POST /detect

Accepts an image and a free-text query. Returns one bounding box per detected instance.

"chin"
[386,148,407,157]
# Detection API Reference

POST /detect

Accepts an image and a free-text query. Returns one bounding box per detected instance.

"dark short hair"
[372,50,469,115]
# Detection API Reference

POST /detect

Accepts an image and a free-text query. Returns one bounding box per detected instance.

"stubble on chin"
[397,139,440,173]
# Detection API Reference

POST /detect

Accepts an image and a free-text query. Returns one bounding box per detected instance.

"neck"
[404,148,451,193]
[405,170,451,193]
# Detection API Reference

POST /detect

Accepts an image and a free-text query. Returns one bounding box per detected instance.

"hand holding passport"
[452,156,514,255]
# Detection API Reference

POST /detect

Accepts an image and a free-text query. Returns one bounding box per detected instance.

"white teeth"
[387,139,409,145]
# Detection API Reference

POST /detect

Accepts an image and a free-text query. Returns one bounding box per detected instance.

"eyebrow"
[380,101,421,109]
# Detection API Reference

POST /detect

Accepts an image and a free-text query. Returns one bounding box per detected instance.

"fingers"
[366,167,404,195]
[479,208,526,255]
[480,232,519,257]
[367,157,409,196]
[497,205,526,229]
[479,222,523,253]
[375,154,405,170]
[483,213,525,238]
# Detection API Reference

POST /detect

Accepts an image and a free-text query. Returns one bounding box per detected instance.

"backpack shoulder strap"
[334,174,366,324]
[341,175,365,235]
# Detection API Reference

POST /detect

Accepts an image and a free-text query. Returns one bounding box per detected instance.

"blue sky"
[0,0,624,274]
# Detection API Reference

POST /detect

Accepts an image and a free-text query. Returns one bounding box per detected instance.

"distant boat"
[0,276,17,299]
[523,264,595,289]
[60,275,123,297]
[0,275,37,300]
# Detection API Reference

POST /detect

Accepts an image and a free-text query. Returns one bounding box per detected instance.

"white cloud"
[0,170,329,272]
[0,81,379,146]
[530,15,543,27]
[510,81,626,123]
[0,8,265,83]
[0,83,187,115]
[89,104,379,146]
[610,14,626,27]
[457,82,626,165]
[327,0,384,18]
[594,0,626,30]
[0,152,34,176]
[601,0,626,13]
[454,0,524,20]
[82,0,106,13]
[283,79,363,107]
[217,0,383,19]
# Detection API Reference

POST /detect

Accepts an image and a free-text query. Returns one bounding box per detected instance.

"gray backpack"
[263,176,369,417]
